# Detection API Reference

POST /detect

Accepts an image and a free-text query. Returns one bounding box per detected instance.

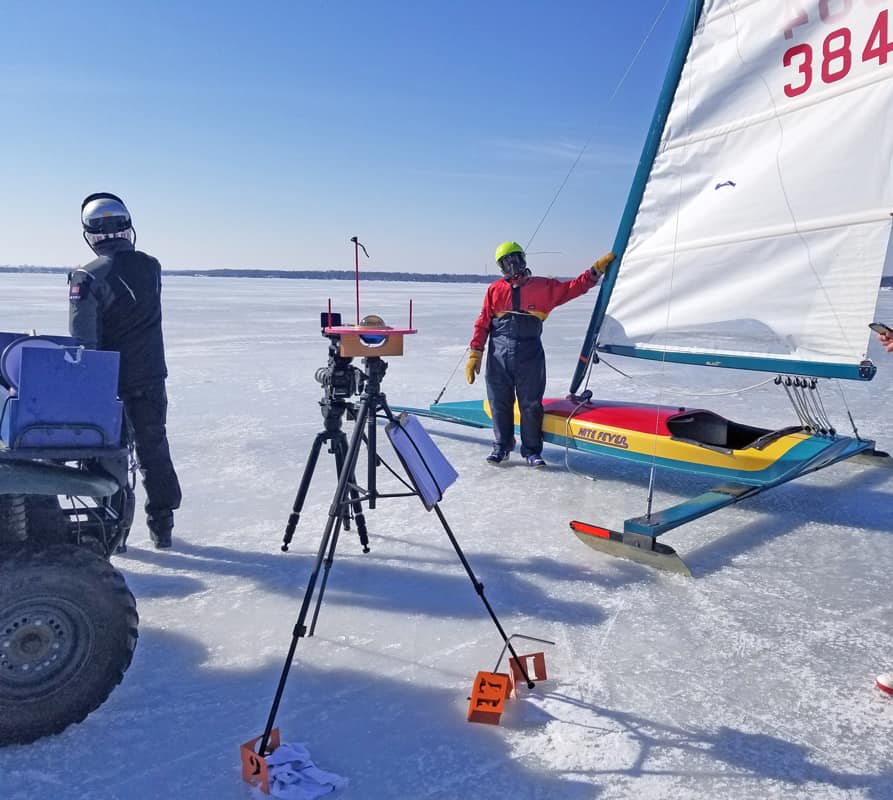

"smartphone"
[869,321,893,336]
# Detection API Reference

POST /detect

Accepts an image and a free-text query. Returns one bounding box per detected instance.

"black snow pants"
[485,314,546,457]
[121,380,182,532]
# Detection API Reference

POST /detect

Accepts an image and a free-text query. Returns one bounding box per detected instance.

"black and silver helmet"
[81,192,134,249]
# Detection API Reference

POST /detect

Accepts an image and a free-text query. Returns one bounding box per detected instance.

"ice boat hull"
[400,397,881,575]
[409,398,874,488]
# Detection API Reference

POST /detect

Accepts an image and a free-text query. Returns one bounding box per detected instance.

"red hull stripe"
[544,398,704,436]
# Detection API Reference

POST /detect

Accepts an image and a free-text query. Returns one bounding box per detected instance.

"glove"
[591,252,616,276]
[465,349,483,384]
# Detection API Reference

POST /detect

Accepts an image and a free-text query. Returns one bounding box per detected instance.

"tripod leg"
[330,433,353,532]
[367,396,378,509]
[258,401,372,755]
[308,514,343,636]
[282,431,328,551]
[307,394,374,630]
[432,503,535,689]
[258,501,343,755]
[333,431,370,552]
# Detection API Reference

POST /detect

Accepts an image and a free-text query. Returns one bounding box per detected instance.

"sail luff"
[570,0,705,395]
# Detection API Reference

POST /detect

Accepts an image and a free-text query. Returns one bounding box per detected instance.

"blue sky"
[0,0,688,275]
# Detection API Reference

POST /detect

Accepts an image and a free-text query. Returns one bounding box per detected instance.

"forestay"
[597,0,893,380]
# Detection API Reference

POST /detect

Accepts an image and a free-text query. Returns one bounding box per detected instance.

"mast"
[570,0,705,395]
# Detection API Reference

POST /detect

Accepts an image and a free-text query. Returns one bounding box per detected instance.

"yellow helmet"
[494,241,524,263]
[494,241,527,279]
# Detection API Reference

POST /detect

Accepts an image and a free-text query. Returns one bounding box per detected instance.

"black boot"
[148,510,174,549]
[149,526,172,549]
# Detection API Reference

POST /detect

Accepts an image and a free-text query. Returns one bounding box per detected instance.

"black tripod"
[282,342,370,555]
[257,353,534,756]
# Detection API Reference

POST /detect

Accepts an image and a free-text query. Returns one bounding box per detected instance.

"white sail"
[600,0,893,375]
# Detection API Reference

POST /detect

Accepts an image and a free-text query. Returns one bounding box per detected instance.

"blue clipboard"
[386,413,458,510]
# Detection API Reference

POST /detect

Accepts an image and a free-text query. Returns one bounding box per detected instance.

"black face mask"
[498,252,527,279]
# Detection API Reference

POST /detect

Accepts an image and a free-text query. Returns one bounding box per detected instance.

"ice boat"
[405,0,893,574]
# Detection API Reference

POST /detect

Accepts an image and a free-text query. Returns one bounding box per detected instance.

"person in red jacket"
[465,241,614,467]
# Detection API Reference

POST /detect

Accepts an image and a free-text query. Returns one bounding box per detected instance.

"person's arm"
[538,253,615,312]
[466,286,496,384]
[539,267,599,312]
[470,286,495,351]
[880,332,893,353]
[68,268,102,349]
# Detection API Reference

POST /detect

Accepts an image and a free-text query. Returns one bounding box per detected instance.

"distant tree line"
[0,265,494,284]
[164,268,495,284]
[3,264,892,288]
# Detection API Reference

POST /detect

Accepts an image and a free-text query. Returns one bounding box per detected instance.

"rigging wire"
[525,0,676,253]
[812,387,834,434]
[531,0,679,478]
[562,393,599,482]
[432,0,676,408]
[802,379,834,434]
[800,380,825,432]
[432,348,472,405]
[776,376,841,435]
[780,377,814,431]
[596,354,776,397]
[834,380,864,441]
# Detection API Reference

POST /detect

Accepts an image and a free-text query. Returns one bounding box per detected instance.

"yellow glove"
[591,251,616,276]
[465,349,483,384]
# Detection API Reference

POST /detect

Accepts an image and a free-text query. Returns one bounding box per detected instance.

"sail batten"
[576,0,893,387]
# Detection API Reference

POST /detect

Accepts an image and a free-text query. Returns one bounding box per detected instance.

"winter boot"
[148,510,174,549]
[486,446,511,465]
[149,525,172,549]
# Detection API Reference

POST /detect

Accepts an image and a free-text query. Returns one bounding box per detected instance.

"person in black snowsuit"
[69,192,181,548]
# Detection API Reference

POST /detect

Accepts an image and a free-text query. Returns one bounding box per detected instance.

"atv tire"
[0,545,138,746]
[0,494,27,544]
[24,495,70,546]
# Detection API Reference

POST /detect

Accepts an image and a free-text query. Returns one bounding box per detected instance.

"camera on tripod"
[315,312,363,402]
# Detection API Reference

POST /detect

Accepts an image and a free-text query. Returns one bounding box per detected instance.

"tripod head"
[315,312,365,429]
[284,310,395,555]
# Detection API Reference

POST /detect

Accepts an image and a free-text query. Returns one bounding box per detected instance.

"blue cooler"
[0,332,123,449]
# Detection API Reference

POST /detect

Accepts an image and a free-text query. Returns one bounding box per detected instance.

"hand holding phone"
[869,322,893,337]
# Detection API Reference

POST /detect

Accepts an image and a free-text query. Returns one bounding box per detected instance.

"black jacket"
[68,239,168,393]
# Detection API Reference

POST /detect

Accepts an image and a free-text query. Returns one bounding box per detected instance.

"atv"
[0,332,138,746]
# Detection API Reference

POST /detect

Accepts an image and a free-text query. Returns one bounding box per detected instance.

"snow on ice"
[1,273,891,799]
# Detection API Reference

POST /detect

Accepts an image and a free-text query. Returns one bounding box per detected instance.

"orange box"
[467,671,511,725]
[239,728,281,794]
